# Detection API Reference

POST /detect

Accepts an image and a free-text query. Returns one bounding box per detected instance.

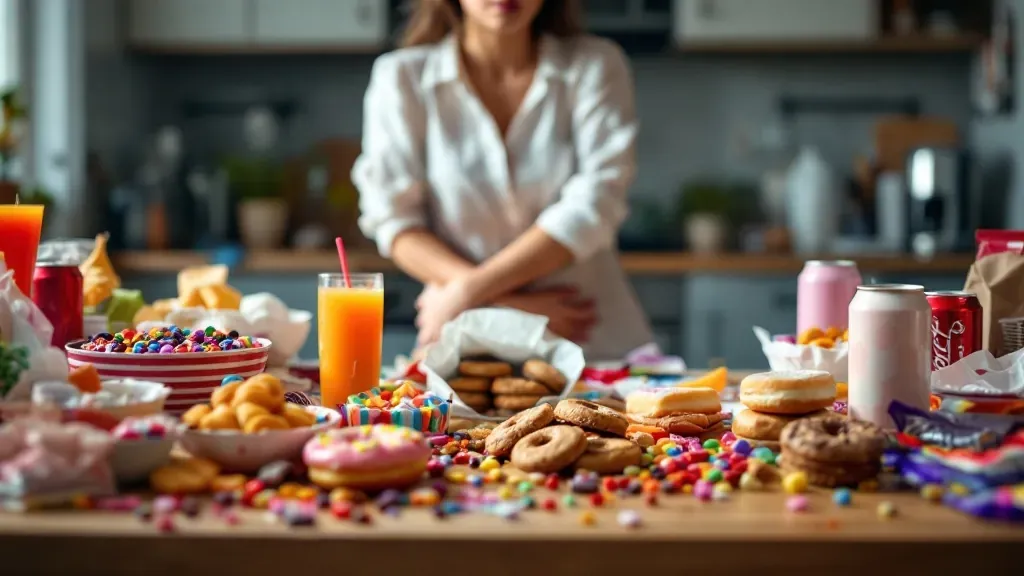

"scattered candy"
[616,509,642,528]
[156,515,175,533]
[81,326,262,354]
[786,495,809,513]
[782,471,808,494]
[257,461,294,488]
[877,501,898,519]
[920,484,944,503]
[832,488,853,507]
[579,511,597,526]
[562,494,578,508]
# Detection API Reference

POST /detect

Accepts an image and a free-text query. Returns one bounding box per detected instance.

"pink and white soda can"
[797,260,862,334]
[848,284,932,429]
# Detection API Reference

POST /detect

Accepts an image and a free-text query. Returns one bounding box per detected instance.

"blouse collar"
[422,33,565,90]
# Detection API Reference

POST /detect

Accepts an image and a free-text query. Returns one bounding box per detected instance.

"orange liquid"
[318,285,384,410]
[0,205,44,297]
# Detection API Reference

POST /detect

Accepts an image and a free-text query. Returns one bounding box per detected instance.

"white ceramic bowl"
[258,310,313,367]
[179,405,339,473]
[111,436,176,484]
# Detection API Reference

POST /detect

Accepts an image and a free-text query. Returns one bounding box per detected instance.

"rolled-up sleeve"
[535,41,637,262]
[353,55,427,258]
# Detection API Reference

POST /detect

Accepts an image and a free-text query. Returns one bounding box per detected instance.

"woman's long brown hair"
[400,0,583,47]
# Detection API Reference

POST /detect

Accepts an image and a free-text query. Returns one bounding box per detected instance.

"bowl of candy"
[109,415,182,484]
[66,326,272,415]
[178,373,340,472]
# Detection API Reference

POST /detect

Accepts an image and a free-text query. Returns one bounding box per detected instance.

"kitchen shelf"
[111,250,976,276]
[676,35,983,55]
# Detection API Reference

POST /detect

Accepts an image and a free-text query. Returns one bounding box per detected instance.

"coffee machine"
[905,147,977,256]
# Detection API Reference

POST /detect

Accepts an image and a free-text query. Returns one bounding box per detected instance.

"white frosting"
[741,389,834,402]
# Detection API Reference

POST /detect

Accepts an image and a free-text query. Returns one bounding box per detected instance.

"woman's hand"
[500,287,597,344]
[414,279,474,346]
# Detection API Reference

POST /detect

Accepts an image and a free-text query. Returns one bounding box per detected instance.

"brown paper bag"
[964,252,1024,354]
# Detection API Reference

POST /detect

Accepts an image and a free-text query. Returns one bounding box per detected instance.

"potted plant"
[677,182,733,254]
[224,156,288,250]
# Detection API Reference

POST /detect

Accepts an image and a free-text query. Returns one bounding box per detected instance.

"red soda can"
[31,263,84,347]
[926,290,983,371]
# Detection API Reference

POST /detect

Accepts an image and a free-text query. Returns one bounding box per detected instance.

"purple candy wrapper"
[888,400,1024,450]
[944,487,1024,522]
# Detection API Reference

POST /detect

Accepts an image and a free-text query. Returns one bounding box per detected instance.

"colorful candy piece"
[80,326,262,354]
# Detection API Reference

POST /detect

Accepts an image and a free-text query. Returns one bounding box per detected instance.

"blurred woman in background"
[353,0,654,360]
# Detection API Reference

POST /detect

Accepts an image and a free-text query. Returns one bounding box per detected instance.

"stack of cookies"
[733,370,836,451]
[448,358,568,415]
[623,386,727,441]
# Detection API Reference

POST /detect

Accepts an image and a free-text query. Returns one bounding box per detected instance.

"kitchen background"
[4,0,1023,367]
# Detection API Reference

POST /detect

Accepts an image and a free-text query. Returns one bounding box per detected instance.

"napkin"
[753,326,849,382]
[422,308,586,420]
[931,347,1024,398]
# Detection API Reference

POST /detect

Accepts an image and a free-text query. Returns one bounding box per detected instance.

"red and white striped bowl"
[65,338,272,415]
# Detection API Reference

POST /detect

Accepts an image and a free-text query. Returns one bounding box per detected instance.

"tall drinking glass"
[0,205,44,296]
[318,273,384,410]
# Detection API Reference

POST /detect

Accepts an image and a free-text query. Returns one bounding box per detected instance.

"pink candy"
[786,495,810,513]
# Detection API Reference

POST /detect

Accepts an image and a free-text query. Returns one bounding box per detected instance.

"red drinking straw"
[335,237,352,288]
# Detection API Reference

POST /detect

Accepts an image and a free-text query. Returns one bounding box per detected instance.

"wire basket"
[999,317,1024,355]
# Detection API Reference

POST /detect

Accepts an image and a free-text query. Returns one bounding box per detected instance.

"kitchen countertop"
[111,250,975,276]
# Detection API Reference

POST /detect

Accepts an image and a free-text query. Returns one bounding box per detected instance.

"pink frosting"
[302,424,430,472]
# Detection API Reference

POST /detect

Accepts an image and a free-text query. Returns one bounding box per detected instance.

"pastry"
[739,370,836,415]
[521,359,567,393]
[731,408,828,443]
[150,458,220,494]
[484,404,555,457]
[211,381,242,407]
[491,377,550,395]
[234,402,270,427]
[198,405,241,430]
[554,399,629,437]
[572,437,642,474]
[625,412,727,436]
[243,414,290,433]
[493,394,543,411]
[510,425,588,473]
[304,425,431,490]
[449,377,492,393]
[779,414,886,487]
[458,359,513,378]
[231,381,284,412]
[182,404,211,428]
[281,403,317,428]
[625,386,721,418]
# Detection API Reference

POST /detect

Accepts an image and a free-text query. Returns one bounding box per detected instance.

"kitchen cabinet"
[128,0,249,46]
[128,0,389,51]
[673,0,876,45]
[253,0,388,47]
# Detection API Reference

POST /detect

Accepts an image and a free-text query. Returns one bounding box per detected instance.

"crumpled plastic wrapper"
[31,379,170,410]
[0,419,115,510]
[931,347,1024,398]
[753,326,848,382]
[0,270,68,402]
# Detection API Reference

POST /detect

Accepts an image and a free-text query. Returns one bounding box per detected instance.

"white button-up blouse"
[353,34,654,360]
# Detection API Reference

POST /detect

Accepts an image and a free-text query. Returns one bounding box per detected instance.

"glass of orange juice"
[318,272,384,410]
[0,205,45,297]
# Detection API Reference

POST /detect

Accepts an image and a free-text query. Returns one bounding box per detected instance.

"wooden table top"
[112,250,975,276]
[1,486,1020,575]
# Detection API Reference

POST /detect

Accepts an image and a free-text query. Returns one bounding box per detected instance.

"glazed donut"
[510,425,588,473]
[739,370,836,415]
[625,387,721,418]
[779,414,886,487]
[731,408,828,442]
[553,399,629,437]
[304,425,430,490]
[484,404,555,457]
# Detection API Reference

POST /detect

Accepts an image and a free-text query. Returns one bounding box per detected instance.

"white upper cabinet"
[127,0,390,51]
[674,0,877,45]
[253,0,388,47]
[128,0,249,46]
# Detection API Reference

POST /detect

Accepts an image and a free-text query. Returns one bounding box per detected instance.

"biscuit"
[458,360,513,378]
[554,399,629,437]
[521,359,567,393]
[493,394,543,411]
[510,425,588,473]
[484,403,555,457]
[150,458,220,494]
[572,437,642,474]
[491,377,550,395]
[731,409,828,442]
[449,377,492,393]
[739,370,836,415]
[626,386,721,418]
[456,391,492,409]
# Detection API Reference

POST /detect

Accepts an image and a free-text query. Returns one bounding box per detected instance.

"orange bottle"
[317,273,384,410]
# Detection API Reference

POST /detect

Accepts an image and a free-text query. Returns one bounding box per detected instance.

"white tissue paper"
[422,308,586,420]
[753,326,849,382]
[931,347,1024,398]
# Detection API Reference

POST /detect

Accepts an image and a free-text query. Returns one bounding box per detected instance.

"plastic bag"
[36,237,96,266]
[0,270,68,401]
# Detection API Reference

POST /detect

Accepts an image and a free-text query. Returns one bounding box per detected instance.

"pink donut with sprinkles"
[303,424,430,490]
